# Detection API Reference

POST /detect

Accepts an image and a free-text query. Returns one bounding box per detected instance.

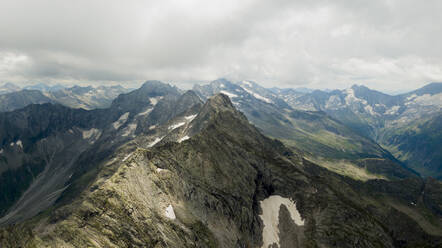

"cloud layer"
[0,0,441,91]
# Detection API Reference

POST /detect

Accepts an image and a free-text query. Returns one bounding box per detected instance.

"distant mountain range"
[268,82,442,178]
[0,80,441,247]
[0,83,21,94]
[0,83,130,111]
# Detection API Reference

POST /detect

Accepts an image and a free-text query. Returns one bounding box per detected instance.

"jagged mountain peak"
[205,78,237,90]
[210,77,231,85]
[350,84,370,90]
[172,90,204,116]
[345,83,400,108]
[140,80,167,88]
[0,82,20,90]
[349,84,387,96]
[111,80,180,113]
[138,80,181,96]
[180,90,201,101]
[194,93,239,122]
[185,93,246,137]
[206,93,235,110]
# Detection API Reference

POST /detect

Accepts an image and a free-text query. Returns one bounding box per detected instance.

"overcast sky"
[0,0,441,92]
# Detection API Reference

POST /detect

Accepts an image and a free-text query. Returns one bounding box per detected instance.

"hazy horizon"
[2,78,439,96]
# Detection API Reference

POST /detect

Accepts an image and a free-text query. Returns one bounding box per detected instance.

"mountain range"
[0,83,129,111]
[269,82,442,178]
[0,80,440,247]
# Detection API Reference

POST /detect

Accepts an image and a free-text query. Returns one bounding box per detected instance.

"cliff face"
[1,94,441,247]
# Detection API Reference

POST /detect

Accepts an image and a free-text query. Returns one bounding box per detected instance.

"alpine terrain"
[271,82,442,179]
[0,81,441,247]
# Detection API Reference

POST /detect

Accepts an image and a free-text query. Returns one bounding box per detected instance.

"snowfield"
[259,195,304,248]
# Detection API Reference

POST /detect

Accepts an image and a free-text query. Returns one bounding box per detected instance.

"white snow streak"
[242,81,252,87]
[137,107,153,116]
[184,114,197,121]
[148,136,164,148]
[122,152,133,162]
[220,90,238,98]
[243,88,272,103]
[178,136,190,143]
[168,122,185,130]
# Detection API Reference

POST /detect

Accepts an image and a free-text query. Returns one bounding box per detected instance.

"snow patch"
[385,105,400,115]
[412,93,442,107]
[9,140,23,149]
[168,122,185,130]
[165,204,176,220]
[122,152,133,162]
[242,80,252,87]
[149,98,158,105]
[137,107,153,116]
[149,96,163,106]
[259,195,304,248]
[345,88,367,105]
[148,136,164,148]
[242,88,272,103]
[15,140,23,149]
[82,128,101,140]
[325,95,343,109]
[112,112,130,129]
[122,123,137,137]
[0,149,3,154]
[406,94,417,101]
[220,90,238,98]
[364,105,378,116]
[156,167,165,172]
[184,114,197,121]
[178,136,190,143]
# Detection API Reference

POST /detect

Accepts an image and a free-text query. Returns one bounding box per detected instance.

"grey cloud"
[0,0,441,92]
